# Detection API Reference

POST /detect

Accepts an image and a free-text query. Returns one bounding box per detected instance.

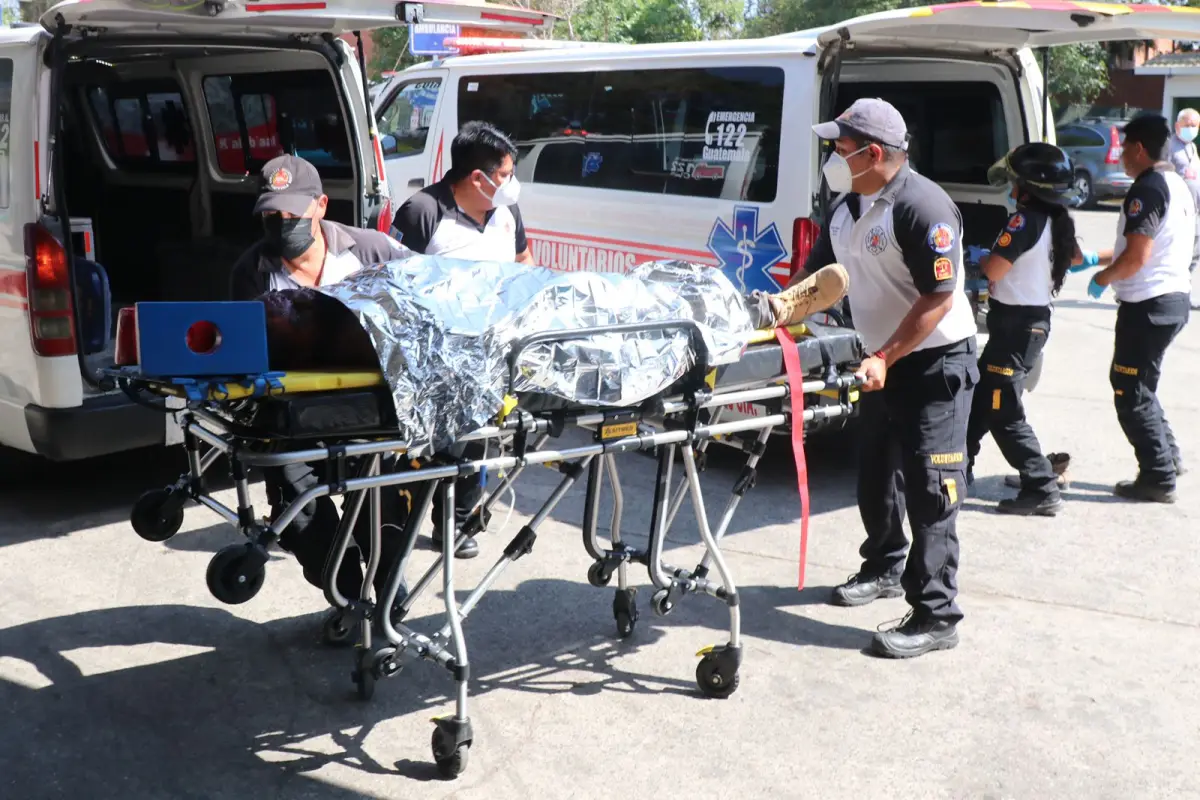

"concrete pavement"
[1,208,1199,800]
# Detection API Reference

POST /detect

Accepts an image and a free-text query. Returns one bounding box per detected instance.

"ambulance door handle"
[408,179,425,188]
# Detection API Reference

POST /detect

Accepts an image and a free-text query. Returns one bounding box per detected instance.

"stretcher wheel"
[650,589,674,617]
[586,561,611,588]
[205,544,265,605]
[695,654,740,699]
[321,610,355,647]
[353,648,376,701]
[432,728,470,779]
[615,610,635,639]
[131,488,185,543]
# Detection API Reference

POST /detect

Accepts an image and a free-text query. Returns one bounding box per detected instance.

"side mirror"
[380,134,398,157]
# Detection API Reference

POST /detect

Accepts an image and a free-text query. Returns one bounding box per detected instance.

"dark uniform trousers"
[966,300,1057,495]
[856,338,978,624]
[428,440,488,538]
[264,456,418,601]
[1110,291,1189,487]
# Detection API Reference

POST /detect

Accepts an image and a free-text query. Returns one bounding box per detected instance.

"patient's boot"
[747,264,850,330]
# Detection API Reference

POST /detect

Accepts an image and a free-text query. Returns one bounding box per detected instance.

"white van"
[374,0,1200,405]
[0,0,553,464]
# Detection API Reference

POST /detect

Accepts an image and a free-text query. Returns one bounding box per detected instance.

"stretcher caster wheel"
[206,544,265,605]
[650,588,674,617]
[612,587,638,639]
[321,610,354,648]
[131,488,185,543]
[352,648,377,701]
[432,722,472,779]
[587,561,611,588]
[695,645,741,700]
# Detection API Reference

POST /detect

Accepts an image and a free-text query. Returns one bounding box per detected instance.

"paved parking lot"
[2,208,1199,800]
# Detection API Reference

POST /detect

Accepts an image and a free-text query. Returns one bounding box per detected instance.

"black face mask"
[263,215,317,260]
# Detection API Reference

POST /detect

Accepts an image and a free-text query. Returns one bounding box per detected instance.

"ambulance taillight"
[114,306,139,366]
[790,218,820,280]
[23,223,76,358]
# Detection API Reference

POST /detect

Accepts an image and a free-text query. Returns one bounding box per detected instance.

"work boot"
[996,491,1064,517]
[1005,452,1070,489]
[830,572,903,607]
[431,531,480,559]
[1113,480,1176,504]
[758,264,851,329]
[870,611,959,659]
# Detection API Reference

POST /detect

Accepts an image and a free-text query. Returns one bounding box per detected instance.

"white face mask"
[1180,126,1199,144]
[1005,192,1018,211]
[822,145,872,194]
[480,172,521,208]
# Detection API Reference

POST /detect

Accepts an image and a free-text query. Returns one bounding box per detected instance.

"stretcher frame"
[119,320,862,778]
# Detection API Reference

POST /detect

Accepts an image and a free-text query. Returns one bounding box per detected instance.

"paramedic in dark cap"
[228,154,425,621]
[798,98,979,659]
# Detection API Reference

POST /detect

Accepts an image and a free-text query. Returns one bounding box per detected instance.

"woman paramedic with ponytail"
[965,142,1097,516]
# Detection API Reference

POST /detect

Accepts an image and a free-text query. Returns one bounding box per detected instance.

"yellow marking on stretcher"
[601,421,638,440]
[1113,363,1138,377]
[992,389,1002,410]
[929,451,964,466]
[985,364,1015,377]
[148,370,386,401]
[746,322,808,345]
[696,645,716,657]
[944,478,958,506]
[705,369,717,390]
[498,394,519,423]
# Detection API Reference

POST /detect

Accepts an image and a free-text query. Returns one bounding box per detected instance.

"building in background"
[1135,48,1200,120]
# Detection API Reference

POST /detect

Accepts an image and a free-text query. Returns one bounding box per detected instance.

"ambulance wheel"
[206,544,265,605]
[696,654,740,699]
[432,728,470,779]
[131,488,185,542]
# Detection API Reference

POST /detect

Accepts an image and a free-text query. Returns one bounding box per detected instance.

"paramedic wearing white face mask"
[802,98,979,660]
[967,143,1096,517]
[1167,108,1200,308]
[392,121,534,560]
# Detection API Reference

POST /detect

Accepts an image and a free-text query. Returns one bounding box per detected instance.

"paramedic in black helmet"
[1076,113,1193,503]
[965,142,1097,516]
[800,98,979,659]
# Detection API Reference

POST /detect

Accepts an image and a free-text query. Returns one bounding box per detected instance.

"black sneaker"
[830,572,903,607]
[996,492,1064,517]
[1113,480,1176,504]
[870,612,959,659]
[432,532,480,559]
[1004,473,1069,490]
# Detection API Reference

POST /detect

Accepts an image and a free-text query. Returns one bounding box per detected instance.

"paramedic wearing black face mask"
[390,121,534,561]
[1079,114,1193,503]
[802,98,979,659]
[965,143,1094,516]
[229,154,421,615]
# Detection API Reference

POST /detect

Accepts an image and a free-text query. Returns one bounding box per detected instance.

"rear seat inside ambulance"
[57,55,359,351]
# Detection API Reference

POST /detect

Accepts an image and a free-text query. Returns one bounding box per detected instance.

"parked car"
[1055,117,1132,208]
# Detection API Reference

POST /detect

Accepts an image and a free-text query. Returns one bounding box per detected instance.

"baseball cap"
[253,154,324,216]
[813,98,909,150]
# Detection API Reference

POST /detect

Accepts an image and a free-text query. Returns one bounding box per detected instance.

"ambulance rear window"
[458,67,783,203]
[86,80,197,169]
[202,69,352,180]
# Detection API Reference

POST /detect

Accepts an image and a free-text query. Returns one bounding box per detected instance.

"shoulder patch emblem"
[865,225,888,255]
[269,168,293,191]
[997,232,1012,248]
[934,257,953,281]
[1127,198,1143,216]
[928,222,955,254]
[1006,213,1026,232]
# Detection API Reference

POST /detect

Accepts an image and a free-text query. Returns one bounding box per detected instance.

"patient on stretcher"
[262,263,850,371]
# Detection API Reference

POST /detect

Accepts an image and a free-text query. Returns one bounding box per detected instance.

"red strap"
[775,327,810,590]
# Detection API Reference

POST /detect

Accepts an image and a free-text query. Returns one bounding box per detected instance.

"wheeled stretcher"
[113,317,863,779]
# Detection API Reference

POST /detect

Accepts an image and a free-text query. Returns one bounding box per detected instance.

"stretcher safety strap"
[774,327,810,590]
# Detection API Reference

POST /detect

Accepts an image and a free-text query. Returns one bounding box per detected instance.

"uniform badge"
[1127,198,1143,216]
[933,256,953,280]
[269,168,293,191]
[864,225,887,255]
[1006,213,1026,232]
[928,222,955,254]
[997,232,1012,248]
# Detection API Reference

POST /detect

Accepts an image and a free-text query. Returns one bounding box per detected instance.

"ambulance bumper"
[24,393,165,461]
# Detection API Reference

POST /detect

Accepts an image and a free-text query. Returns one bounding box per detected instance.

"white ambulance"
[0,0,554,465]
[374,0,1200,411]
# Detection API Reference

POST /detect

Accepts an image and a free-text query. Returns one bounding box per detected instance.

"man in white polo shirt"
[392,121,534,559]
[800,98,980,659]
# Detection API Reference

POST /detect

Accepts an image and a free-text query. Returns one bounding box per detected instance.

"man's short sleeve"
[392,190,441,254]
[1122,174,1168,238]
[989,211,1046,263]
[800,201,846,276]
[892,182,963,294]
[511,203,529,254]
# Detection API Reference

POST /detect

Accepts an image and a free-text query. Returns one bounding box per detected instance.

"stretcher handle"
[506,320,710,392]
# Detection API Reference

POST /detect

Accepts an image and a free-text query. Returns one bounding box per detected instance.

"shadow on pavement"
[0,577,866,798]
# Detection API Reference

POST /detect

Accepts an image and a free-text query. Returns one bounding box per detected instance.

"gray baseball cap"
[813,98,909,150]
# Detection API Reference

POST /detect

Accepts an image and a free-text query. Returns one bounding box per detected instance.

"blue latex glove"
[1087,276,1106,300]
[1068,250,1100,273]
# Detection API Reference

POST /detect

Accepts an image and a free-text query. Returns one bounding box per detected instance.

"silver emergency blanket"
[320,255,755,454]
